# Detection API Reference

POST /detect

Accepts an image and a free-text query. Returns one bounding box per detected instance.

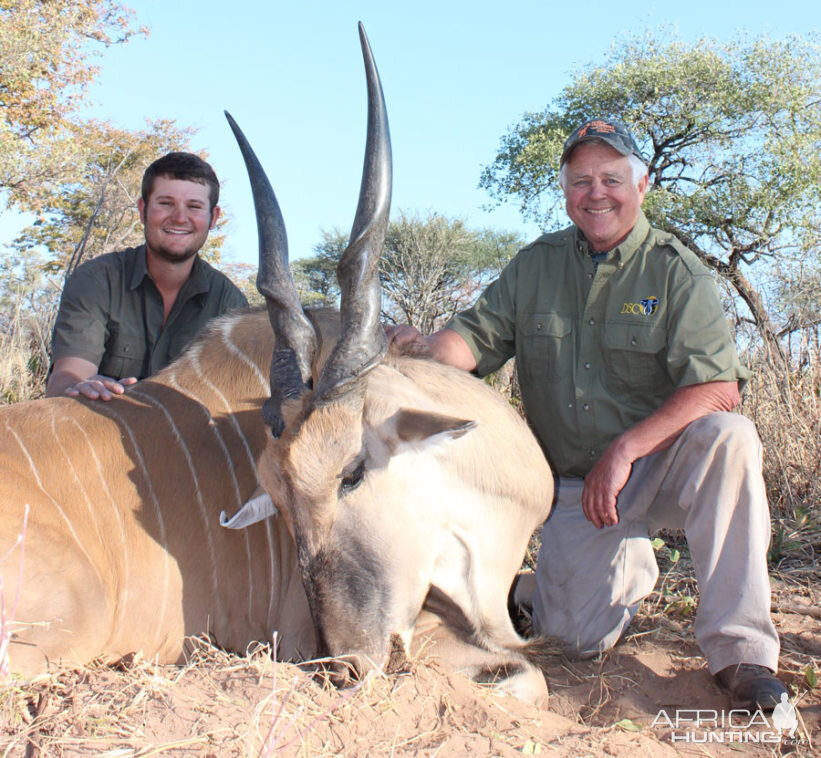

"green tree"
[0,0,146,210]
[297,212,523,332]
[292,230,348,308]
[480,32,821,361]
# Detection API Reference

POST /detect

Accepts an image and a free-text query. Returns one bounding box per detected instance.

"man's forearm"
[46,359,98,397]
[426,329,478,371]
[610,380,741,465]
[582,380,742,528]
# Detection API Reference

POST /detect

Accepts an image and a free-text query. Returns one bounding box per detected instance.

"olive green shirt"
[51,245,248,380]
[448,213,749,478]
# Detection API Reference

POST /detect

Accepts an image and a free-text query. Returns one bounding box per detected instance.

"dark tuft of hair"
[141,152,220,211]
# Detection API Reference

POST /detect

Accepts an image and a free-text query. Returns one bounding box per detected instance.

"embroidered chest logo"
[621,296,659,316]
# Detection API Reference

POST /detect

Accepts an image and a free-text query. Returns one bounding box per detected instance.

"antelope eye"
[340,462,365,495]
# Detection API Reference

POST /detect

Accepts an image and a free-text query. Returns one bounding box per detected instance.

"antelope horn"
[315,22,392,401]
[225,111,317,434]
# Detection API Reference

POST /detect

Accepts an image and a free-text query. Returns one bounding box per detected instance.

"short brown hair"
[141,152,220,211]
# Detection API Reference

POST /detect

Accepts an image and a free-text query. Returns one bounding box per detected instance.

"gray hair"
[559,148,648,191]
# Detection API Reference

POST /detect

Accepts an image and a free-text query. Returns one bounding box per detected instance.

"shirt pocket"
[603,323,666,396]
[100,326,147,380]
[517,312,573,384]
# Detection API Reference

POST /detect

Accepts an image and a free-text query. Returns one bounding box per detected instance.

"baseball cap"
[560,118,645,166]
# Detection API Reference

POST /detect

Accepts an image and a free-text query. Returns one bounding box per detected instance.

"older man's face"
[563,142,648,253]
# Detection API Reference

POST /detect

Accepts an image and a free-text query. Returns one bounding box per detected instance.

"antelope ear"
[394,409,477,443]
[220,488,278,529]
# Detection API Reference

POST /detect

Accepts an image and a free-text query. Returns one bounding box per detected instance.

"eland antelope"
[0,306,316,676]
[0,24,554,703]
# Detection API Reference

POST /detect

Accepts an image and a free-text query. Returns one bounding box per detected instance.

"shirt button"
[536,322,542,330]
[589,449,596,457]
[584,362,591,369]
[588,318,595,326]
[583,403,590,411]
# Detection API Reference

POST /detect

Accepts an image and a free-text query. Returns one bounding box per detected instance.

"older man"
[389,118,786,710]
[47,152,247,400]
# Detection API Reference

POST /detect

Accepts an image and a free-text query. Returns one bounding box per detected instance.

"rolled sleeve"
[51,264,111,366]
[447,258,519,377]
[666,271,749,389]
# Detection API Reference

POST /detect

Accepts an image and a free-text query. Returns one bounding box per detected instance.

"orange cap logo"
[578,119,616,138]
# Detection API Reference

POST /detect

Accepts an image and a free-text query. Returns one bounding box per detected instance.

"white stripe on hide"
[93,402,171,652]
[169,371,255,620]
[5,420,103,587]
[219,318,268,391]
[129,388,224,620]
[64,415,131,643]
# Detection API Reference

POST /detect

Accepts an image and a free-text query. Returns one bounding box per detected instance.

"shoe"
[716,663,788,711]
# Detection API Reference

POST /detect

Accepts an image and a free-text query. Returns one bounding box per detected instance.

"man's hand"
[385,325,478,371]
[579,381,742,528]
[581,443,633,528]
[385,324,426,350]
[47,356,138,401]
[65,374,138,401]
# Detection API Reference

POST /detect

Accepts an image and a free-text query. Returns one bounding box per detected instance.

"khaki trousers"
[531,412,780,674]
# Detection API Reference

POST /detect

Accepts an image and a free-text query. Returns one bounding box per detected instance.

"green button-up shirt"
[51,245,248,380]
[448,213,748,478]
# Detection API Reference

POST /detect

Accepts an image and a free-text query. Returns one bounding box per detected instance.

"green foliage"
[665,593,696,619]
[0,0,146,209]
[297,211,523,332]
[806,664,818,689]
[480,31,821,354]
[291,231,347,307]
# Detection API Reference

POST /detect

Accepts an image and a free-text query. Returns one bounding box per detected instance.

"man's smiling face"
[562,141,648,253]
[139,176,219,264]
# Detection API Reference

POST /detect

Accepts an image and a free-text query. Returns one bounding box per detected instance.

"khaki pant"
[531,412,780,674]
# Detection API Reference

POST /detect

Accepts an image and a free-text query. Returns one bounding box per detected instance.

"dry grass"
[0,297,53,405]
[743,355,821,517]
[0,638,679,758]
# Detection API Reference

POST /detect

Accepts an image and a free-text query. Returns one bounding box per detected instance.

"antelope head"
[227,24,478,677]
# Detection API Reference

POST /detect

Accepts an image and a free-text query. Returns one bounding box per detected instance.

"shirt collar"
[128,244,150,291]
[127,245,209,297]
[574,211,651,265]
[182,255,211,297]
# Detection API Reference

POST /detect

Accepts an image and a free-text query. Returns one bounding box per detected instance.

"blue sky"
[4,0,820,267]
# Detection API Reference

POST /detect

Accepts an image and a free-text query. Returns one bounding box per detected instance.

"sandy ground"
[1,575,818,757]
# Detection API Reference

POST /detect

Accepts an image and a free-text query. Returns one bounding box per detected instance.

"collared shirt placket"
[576,242,619,465]
[142,279,166,377]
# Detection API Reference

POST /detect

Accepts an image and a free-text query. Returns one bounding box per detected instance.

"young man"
[47,152,248,400]
[389,119,786,711]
